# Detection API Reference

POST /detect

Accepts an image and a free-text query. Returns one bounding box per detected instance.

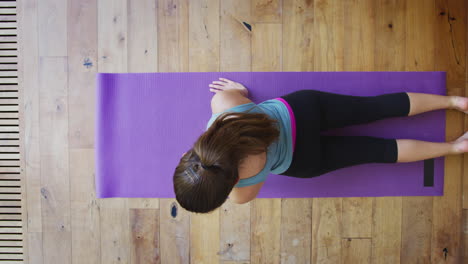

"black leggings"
[278,90,411,178]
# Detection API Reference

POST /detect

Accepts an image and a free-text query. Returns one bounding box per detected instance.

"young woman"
[173,78,468,214]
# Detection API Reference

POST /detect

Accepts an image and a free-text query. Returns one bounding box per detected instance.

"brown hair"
[173,108,280,213]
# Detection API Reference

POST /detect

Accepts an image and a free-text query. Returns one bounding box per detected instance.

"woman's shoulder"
[238,151,267,180]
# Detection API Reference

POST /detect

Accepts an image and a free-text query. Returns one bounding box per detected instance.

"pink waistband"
[273,98,296,153]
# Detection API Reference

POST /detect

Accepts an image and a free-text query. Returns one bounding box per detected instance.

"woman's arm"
[210,78,252,114]
[209,77,249,97]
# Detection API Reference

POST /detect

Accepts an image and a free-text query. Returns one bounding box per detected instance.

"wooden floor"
[17,0,468,263]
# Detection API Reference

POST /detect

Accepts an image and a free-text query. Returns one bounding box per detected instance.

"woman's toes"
[452,96,468,114]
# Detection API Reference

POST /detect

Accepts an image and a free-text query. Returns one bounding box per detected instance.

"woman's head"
[173,110,280,213]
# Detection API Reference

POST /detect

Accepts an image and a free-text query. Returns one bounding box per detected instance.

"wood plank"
[401,197,433,263]
[431,0,466,263]
[99,199,130,264]
[97,0,127,73]
[250,10,282,263]
[42,231,70,264]
[435,0,466,82]
[252,23,282,72]
[251,199,281,264]
[463,209,468,263]
[465,0,468,211]
[38,57,70,264]
[128,199,159,209]
[343,0,375,71]
[128,0,157,73]
[188,0,219,72]
[342,238,371,264]
[283,0,314,71]
[97,0,129,263]
[400,1,436,263]
[67,0,97,149]
[159,199,190,264]
[220,0,251,72]
[371,2,406,262]
[157,0,190,262]
[37,0,66,56]
[279,2,313,263]
[314,0,344,71]
[130,209,160,264]
[157,0,189,73]
[219,200,250,261]
[374,0,406,71]
[280,198,312,263]
[341,197,372,238]
[69,149,100,264]
[311,198,342,263]
[252,0,281,23]
[70,204,98,263]
[311,1,344,261]
[126,0,160,212]
[340,0,375,246]
[187,1,221,263]
[218,1,250,261]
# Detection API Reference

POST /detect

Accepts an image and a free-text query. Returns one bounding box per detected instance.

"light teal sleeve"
[234,164,270,187]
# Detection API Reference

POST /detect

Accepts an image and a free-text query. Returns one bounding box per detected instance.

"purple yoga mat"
[95,72,446,198]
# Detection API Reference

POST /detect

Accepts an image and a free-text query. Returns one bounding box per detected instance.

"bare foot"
[450,96,468,114]
[451,131,468,154]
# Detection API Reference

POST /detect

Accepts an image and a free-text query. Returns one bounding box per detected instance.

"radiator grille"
[0,0,22,262]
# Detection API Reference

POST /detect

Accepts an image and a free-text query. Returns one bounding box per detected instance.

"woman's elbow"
[230,196,254,204]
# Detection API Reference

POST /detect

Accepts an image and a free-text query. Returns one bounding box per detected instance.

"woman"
[173,78,468,214]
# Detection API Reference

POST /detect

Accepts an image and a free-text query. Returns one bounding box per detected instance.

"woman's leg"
[396,131,468,162]
[317,133,468,175]
[313,90,461,130]
[406,92,456,116]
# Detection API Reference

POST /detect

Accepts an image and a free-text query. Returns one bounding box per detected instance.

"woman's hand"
[209,78,249,97]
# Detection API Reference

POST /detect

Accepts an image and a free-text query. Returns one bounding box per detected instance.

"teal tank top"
[205,99,293,187]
